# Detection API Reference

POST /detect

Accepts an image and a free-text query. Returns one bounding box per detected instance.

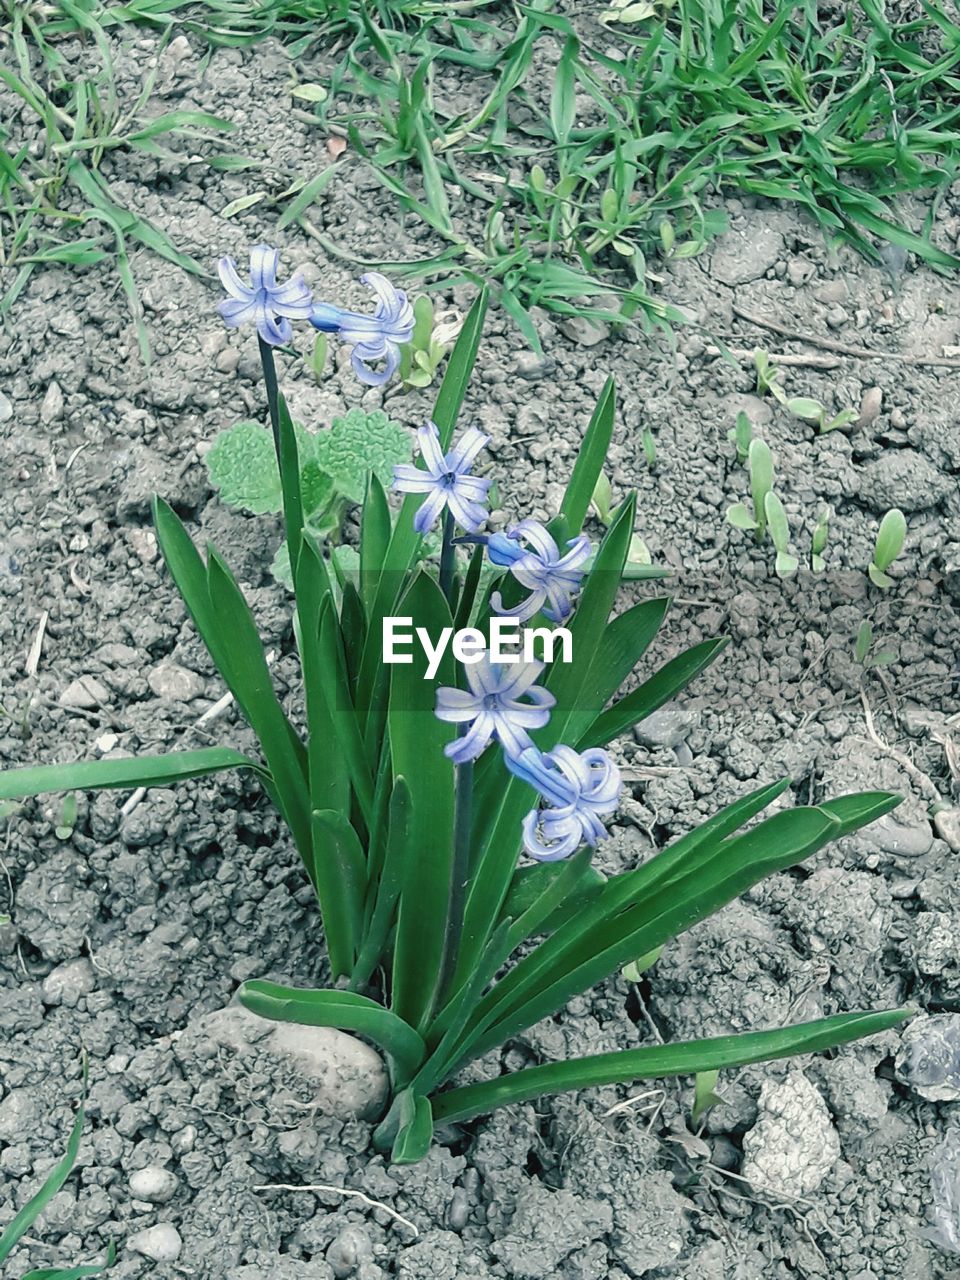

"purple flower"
[393,422,491,535]
[489,520,591,624]
[310,272,414,386]
[217,244,313,346]
[435,655,555,765]
[505,744,621,861]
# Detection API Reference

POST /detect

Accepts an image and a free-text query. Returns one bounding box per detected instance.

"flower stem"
[439,509,456,606]
[437,749,473,1008]
[258,334,281,462]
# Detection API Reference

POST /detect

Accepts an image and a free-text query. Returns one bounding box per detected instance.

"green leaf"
[391,1091,434,1164]
[21,1243,116,1280]
[579,637,727,750]
[786,396,824,423]
[560,377,616,537]
[313,408,410,505]
[206,421,282,514]
[360,474,393,615]
[726,503,758,531]
[389,574,457,1032]
[873,508,907,573]
[764,491,791,554]
[430,1009,912,1125]
[550,35,579,145]
[238,981,427,1083]
[311,811,366,976]
[0,1086,86,1265]
[0,747,259,802]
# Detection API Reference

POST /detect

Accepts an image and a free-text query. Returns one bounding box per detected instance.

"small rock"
[868,812,933,859]
[858,450,950,513]
[41,958,96,1007]
[171,1124,197,1155]
[59,675,110,709]
[856,386,883,429]
[129,1166,179,1204]
[216,347,240,375]
[896,1014,960,1101]
[95,732,120,754]
[741,1072,839,1198]
[0,1089,39,1142]
[40,381,64,424]
[558,316,609,346]
[711,224,784,285]
[0,390,12,423]
[128,1223,182,1263]
[514,351,556,381]
[128,528,158,564]
[180,1003,388,1120]
[786,257,814,287]
[634,702,699,750]
[147,661,206,703]
[934,808,960,852]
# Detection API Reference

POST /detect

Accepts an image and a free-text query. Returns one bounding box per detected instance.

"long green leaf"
[238,980,426,1084]
[0,747,259,801]
[579,637,729,749]
[389,573,457,1032]
[430,1009,912,1125]
[311,810,366,978]
[0,1091,85,1264]
[559,377,615,536]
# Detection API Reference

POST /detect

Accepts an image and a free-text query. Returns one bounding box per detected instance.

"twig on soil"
[252,1183,419,1237]
[705,344,841,369]
[860,686,944,807]
[731,303,960,368]
[25,611,48,678]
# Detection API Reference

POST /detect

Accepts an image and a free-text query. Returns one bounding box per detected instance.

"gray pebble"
[128,1223,183,1262]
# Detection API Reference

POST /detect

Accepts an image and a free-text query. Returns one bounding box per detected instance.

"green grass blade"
[0,747,259,801]
[430,1009,912,1125]
[559,376,616,536]
[0,1089,86,1264]
[579,637,729,749]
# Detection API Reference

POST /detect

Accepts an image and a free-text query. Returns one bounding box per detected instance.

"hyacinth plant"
[0,246,910,1164]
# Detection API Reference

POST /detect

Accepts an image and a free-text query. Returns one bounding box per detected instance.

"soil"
[1,18,960,1280]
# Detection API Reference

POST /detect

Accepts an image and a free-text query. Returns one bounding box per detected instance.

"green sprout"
[855,620,897,670]
[764,492,798,578]
[753,351,857,434]
[729,410,752,463]
[869,508,907,588]
[398,296,460,390]
[727,437,773,542]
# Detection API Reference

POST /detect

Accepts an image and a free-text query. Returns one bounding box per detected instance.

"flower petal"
[218,255,253,301]
[446,425,489,474]
[249,243,279,292]
[416,422,447,477]
[510,519,560,562]
[393,464,437,495]
[413,485,448,534]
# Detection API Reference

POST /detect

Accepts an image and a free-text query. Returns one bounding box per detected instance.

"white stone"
[59,676,110,709]
[40,381,64,424]
[128,1223,182,1262]
[741,1071,839,1198]
[189,1003,388,1120]
[129,1166,179,1203]
[147,661,205,703]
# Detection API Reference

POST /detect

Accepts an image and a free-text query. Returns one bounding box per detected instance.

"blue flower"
[310,272,414,386]
[505,744,621,861]
[393,422,491,535]
[217,244,313,346]
[435,655,555,765]
[489,520,592,624]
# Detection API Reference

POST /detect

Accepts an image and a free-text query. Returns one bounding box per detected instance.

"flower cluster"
[217,244,413,385]
[393,424,620,862]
